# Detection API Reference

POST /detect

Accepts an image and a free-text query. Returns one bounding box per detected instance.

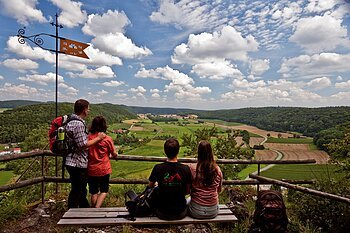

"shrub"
[287,177,350,232]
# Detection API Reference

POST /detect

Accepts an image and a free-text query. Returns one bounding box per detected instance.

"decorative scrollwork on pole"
[17,28,26,44]
[16,28,51,51]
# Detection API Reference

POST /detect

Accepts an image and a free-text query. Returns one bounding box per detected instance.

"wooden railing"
[2,150,349,205]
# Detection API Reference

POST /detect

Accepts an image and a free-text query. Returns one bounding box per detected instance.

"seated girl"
[188,140,223,219]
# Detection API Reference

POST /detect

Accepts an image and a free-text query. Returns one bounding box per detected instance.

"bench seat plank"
[66,204,229,213]
[62,208,234,219]
[58,204,237,226]
[58,214,238,226]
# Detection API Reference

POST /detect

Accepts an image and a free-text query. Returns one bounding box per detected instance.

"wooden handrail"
[250,174,350,204]
[0,176,314,193]
[0,151,317,165]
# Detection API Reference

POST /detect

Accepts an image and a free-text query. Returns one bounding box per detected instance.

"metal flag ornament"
[60,38,89,59]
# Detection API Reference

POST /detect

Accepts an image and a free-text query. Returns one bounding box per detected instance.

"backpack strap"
[65,114,87,134]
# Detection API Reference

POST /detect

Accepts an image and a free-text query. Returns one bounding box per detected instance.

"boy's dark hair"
[164,138,179,159]
[89,115,107,133]
[74,99,89,115]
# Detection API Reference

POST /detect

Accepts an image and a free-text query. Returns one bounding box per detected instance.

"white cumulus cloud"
[306,77,331,90]
[68,66,115,79]
[0,0,47,25]
[290,14,350,53]
[18,72,63,85]
[101,80,124,87]
[82,10,130,36]
[1,58,39,72]
[50,0,87,28]
[92,33,152,59]
[335,80,350,89]
[172,25,258,64]
[250,59,270,75]
[191,60,243,80]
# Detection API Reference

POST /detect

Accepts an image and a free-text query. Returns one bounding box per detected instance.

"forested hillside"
[0,102,136,143]
[0,100,42,108]
[200,107,350,137]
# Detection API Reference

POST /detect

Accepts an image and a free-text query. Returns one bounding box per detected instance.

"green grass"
[260,164,344,180]
[0,108,10,113]
[266,137,313,144]
[249,132,263,138]
[238,164,268,180]
[199,119,243,126]
[0,170,14,186]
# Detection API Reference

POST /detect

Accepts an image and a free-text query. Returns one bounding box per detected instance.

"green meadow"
[0,108,10,113]
[260,164,344,180]
[0,170,13,186]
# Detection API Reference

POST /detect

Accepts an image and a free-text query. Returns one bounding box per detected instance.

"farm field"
[230,124,294,138]
[266,137,313,144]
[0,108,10,113]
[255,150,278,160]
[0,170,13,186]
[236,136,265,147]
[260,164,344,180]
[265,143,329,164]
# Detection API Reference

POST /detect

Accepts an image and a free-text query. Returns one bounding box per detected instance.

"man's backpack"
[124,186,157,220]
[249,190,288,233]
[48,115,83,155]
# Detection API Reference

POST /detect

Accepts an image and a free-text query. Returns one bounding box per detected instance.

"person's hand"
[97,132,106,140]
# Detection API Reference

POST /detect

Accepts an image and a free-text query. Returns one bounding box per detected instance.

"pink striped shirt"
[189,163,223,206]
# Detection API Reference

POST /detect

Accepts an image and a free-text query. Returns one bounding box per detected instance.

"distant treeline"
[197,107,350,137]
[0,100,42,108]
[0,102,136,143]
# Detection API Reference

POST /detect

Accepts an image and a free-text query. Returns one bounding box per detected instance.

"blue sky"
[0,0,350,110]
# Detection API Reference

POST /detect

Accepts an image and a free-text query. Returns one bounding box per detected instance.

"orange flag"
[60,38,89,59]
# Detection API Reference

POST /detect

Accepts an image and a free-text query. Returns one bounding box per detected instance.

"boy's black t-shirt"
[149,162,191,215]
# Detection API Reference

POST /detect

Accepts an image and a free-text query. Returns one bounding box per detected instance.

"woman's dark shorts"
[88,174,110,194]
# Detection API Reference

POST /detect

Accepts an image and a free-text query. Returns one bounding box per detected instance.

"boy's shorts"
[88,174,110,194]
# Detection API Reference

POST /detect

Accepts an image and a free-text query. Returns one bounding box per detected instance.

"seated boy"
[148,138,191,220]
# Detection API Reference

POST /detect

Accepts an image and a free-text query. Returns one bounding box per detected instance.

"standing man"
[65,99,105,208]
[148,138,192,220]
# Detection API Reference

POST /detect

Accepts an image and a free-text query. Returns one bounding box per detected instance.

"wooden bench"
[57,204,237,226]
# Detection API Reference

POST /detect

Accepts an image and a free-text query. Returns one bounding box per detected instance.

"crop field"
[199,119,243,126]
[255,150,278,160]
[230,124,294,138]
[265,143,329,164]
[0,170,13,186]
[260,164,344,181]
[236,136,265,147]
[0,108,10,113]
[266,137,314,144]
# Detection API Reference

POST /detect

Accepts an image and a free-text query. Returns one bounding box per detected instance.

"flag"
[60,38,89,59]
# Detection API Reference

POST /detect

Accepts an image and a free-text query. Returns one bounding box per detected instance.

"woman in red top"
[87,116,117,208]
[188,140,223,219]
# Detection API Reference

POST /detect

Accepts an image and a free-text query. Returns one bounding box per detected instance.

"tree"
[326,127,350,176]
[241,130,250,146]
[20,124,49,151]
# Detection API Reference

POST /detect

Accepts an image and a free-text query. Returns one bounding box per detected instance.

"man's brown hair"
[164,138,179,159]
[74,99,89,115]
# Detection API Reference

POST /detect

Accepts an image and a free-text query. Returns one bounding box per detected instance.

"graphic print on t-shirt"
[163,172,182,186]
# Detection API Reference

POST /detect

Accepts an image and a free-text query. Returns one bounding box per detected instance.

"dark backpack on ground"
[124,186,157,220]
[249,190,288,233]
[48,115,84,155]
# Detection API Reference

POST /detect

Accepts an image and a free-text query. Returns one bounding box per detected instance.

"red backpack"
[48,115,83,154]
